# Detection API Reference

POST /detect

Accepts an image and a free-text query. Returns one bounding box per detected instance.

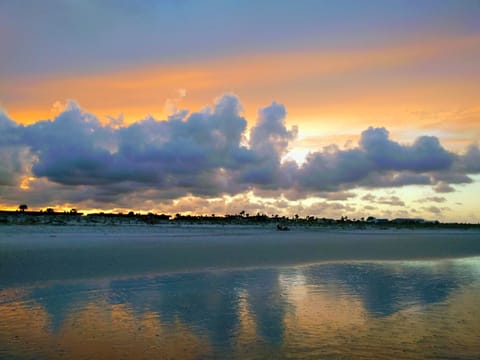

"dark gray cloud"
[112,94,254,195]
[360,127,455,172]
[458,144,480,173]
[240,102,298,188]
[0,111,28,186]
[294,126,469,193]
[360,172,433,188]
[0,148,22,186]
[23,102,116,186]
[433,182,455,193]
[298,147,372,191]
[0,110,18,136]
[0,95,479,206]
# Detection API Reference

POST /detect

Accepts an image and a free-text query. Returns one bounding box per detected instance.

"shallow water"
[1,257,480,359]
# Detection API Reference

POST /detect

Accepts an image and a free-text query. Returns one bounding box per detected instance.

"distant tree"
[70,209,77,214]
[45,208,54,214]
[18,204,28,212]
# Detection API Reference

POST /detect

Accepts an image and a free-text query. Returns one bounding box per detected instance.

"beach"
[2,225,480,359]
[2,225,480,287]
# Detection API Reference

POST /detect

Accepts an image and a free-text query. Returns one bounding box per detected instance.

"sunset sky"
[1,0,479,222]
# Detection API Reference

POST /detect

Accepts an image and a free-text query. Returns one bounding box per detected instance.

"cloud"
[0,94,479,208]
[318,191,357,201]
[294,126,466,193]
[0,111,29,186]
[302,201,357,218]
[433,182,455,193]
[458,144,480,173]
[421,206,443,215]
[417,196,447,203]
[360,193,405,207]
[376,196,405,207]
[240,101,298,188]
[360,127,455,172]
[23,102,116,186]
[298,146,372,191]
[163,88,188,117]
[250,101,297,158]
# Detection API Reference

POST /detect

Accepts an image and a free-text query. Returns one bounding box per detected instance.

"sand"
[1,225,480,287]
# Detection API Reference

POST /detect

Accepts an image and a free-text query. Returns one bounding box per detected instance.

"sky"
[1,0,479,222]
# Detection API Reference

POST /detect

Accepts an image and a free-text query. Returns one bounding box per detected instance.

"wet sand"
[2,225,480,287]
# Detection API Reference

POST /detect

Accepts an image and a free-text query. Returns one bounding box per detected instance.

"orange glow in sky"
[0,1,479,221]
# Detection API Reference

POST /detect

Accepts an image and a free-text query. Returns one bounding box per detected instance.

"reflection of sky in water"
[1,258,480,359]
[299,262,461,316]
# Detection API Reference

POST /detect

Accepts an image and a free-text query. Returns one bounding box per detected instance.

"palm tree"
[18,204,28,212]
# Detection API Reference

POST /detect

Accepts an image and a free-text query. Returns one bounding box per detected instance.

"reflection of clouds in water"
[243,269,287,345]
[28,283,94,333]
[1,258,480,358]
[105,269,287,350]
[301,260,477,316]
[280,267,367,334]
[0,298,210,359]
[108,271,244,351]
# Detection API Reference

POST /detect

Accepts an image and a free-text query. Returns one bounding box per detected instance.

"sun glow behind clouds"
[0,1,479,221]
[0,93,479,222]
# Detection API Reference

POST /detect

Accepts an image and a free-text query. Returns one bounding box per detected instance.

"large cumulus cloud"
[240,101,297,188]
[294,126,473,193]
[360,127,455,172]
[0,110,29,186]
[23,101,116,186]
[0,94,479,206]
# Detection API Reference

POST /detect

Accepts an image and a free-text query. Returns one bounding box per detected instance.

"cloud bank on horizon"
[1,94,479,213]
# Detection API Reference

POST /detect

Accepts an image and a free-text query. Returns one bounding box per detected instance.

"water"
[1,258,480,359]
